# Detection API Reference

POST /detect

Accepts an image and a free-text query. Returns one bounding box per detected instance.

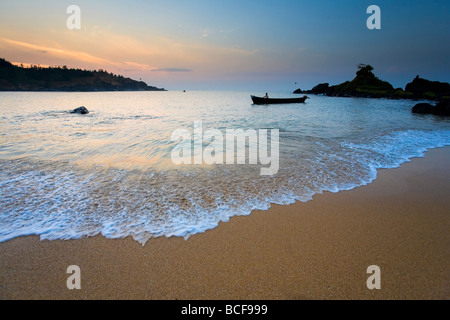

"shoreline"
[1,146,449,299]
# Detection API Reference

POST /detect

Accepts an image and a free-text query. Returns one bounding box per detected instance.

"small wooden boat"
[251,95,309,105]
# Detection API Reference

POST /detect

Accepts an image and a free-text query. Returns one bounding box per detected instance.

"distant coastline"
[0,58,166,92]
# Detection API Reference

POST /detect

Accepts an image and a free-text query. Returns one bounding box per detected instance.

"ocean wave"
[1,129,449,245]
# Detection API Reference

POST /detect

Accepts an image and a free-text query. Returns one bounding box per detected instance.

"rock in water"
[411,103,435,114]
[434,100,450,116]
[70,106,89,114]
[310,83,330,94]
[411,101,450,116]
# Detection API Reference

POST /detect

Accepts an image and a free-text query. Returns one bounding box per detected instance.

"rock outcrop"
[411,100,450,116]
[295,65,450,101]
[331,64,395,98]
[294,83,336,95]
[70,106,89,114]
[310,83,330,94]
[411,103,435,114]
[405,76,450,100]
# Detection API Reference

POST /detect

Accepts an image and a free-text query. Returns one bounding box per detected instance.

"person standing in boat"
[264,93,269,99]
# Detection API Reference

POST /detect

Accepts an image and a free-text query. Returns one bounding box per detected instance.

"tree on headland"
[356,64,374,77]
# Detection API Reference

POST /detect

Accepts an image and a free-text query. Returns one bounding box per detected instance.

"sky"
[0,0,449,90]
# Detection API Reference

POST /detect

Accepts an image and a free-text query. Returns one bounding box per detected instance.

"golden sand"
[1,147,449,300]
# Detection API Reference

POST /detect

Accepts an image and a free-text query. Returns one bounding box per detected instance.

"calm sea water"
[1,91,449,244]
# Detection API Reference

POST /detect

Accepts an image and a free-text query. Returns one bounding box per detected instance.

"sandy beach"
[1,146,449,300]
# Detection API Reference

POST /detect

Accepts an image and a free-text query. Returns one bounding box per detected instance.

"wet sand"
[1,147,449,300]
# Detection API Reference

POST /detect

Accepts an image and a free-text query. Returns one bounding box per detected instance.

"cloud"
[124,61,153,70]
[1,27,259,78]
[151,68,192,72]
[0,37,118,66]
[0,37,159,73]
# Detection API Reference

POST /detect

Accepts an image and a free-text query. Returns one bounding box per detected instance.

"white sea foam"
[0,92,449,244]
